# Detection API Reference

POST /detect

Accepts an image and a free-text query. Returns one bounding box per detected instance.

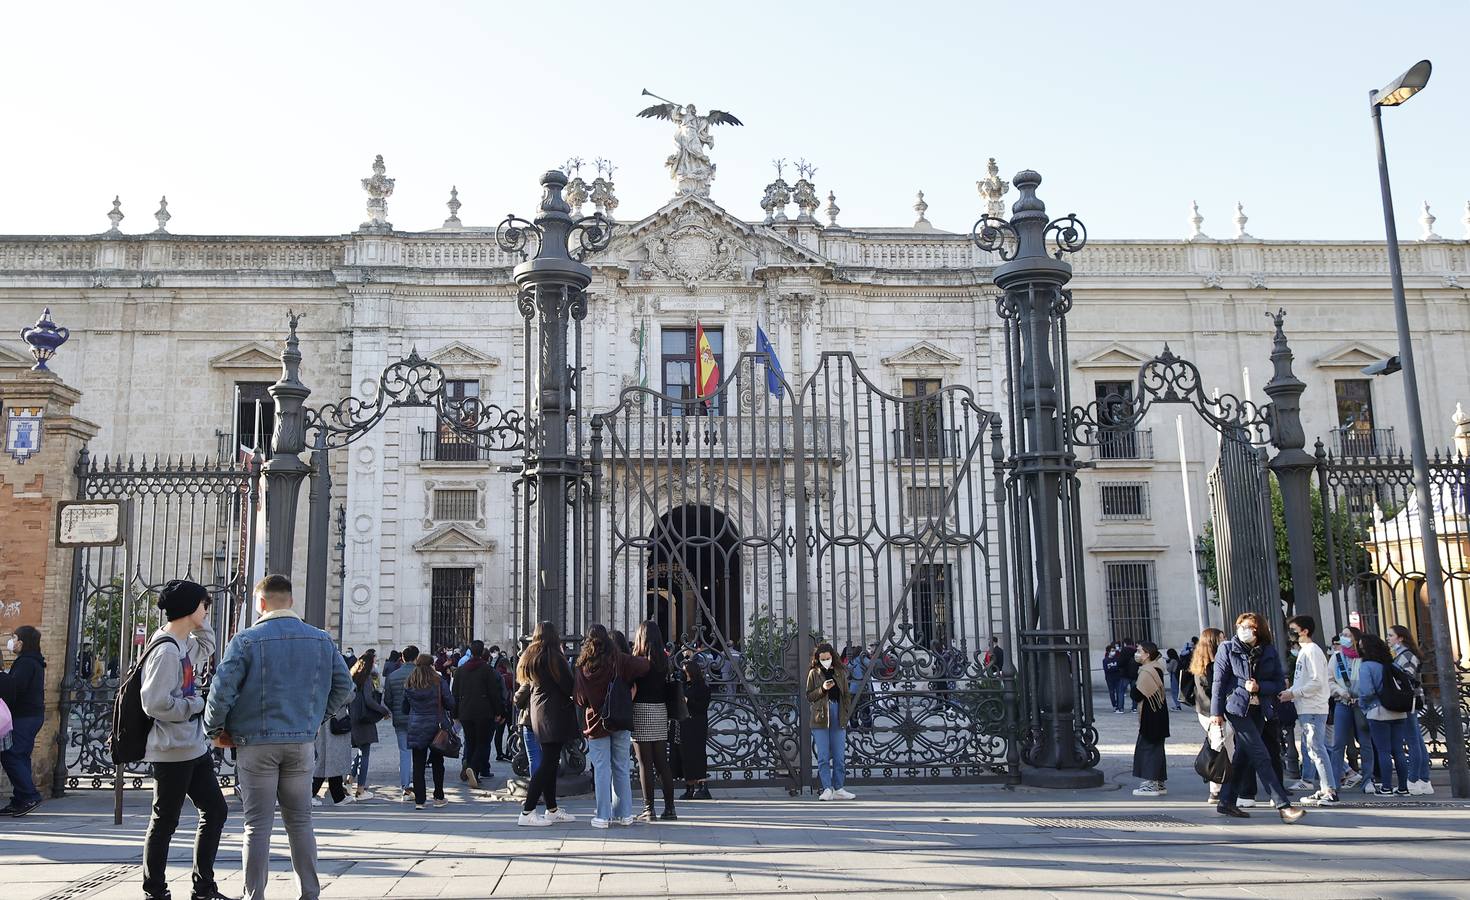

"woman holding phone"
[806,642,856,801]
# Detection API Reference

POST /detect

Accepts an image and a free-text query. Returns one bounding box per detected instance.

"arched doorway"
[645,504,742,646]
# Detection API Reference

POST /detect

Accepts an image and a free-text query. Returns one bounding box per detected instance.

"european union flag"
[755,324,784,397]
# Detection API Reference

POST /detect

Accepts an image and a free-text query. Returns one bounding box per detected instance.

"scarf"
[1135,658,1167,713]
[1342,646,1359,660]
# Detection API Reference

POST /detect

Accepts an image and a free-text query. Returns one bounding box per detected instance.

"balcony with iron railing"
[1086,428,1155,462]
[889,426,963,460]
[1330,426,1396,458]
[216,430,272,464]
[419,428,497,464]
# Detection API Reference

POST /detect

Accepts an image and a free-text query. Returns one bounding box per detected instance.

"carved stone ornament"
[641,205,744,287]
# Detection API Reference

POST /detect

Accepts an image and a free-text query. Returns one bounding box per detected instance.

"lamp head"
[1372,60,1432,107]
[1361,356,1402,377]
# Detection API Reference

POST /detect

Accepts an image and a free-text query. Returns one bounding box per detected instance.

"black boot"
[694,784,712,800]
[661,807,678,821]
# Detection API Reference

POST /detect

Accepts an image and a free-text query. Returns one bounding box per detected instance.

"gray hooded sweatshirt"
[140,624,217,763]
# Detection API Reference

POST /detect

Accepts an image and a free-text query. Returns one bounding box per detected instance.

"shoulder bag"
[666,671,690,721]
[430,685,463,757]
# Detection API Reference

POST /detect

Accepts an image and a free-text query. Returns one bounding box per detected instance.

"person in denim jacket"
[204,575,352,900]
[1209,612,1305,823]
[1354,632,1410,796]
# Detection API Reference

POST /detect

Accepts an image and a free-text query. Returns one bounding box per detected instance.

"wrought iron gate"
[59,449,260,790]
[1317,443,1470,765]
[586,351,1017,790]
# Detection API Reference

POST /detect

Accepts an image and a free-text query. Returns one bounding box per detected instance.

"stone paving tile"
[489,872,551,895]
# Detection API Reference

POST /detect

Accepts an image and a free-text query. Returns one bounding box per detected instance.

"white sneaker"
[1408,780,1434,795]
[1285,779,1314,792]
[833,788,856,800]
[616,815,638,826]
[590,817,610,829]
[310,797,323,807]
[818,788,835,801]
[1341,771,1363,790]
[517,810,551,827]
[543,808,576,823]
[1132,781,1166,797]
[337,793,357,805]
[1237,799,1257,808]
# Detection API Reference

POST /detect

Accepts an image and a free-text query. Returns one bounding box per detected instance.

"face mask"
[1339,635,1353,648]
[1237,626,1256,643]
[1288,630,1301,642]
[819,658,832,669]
[5,638,14,653]
[1134,652,1145,663]
[1290,646,1300,657]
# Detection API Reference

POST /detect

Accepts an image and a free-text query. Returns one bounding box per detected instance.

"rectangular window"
[432,489,477,522]
[430,568,475,653]
[1333,378,1386,456]
[660,327,723,415]
[233,382,275,458]
[908,563,954,650]
[1099,482,1150,520]
[434,380,481,461]
[1094,380,1139,459]
[905,485,954,521]
[1104,561,1157,644]
[900,378,949,458]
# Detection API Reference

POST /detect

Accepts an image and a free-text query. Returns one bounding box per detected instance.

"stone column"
[0,371,99,797]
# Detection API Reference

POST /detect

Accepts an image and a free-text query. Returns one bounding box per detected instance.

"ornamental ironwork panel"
[1317,445,1470,767]
[584,351,1017,790]
[60,449,260,791]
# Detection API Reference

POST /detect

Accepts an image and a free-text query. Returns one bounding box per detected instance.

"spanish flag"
[695,320,720,405]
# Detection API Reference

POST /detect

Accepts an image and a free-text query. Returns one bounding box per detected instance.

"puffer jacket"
[1210,638,1285,720]
[401,678,455,750]
[383,662,412,731]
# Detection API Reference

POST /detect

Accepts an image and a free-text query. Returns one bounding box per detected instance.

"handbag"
[328,710,352,736]
[666,673,690,722]
[1194,735,1232,784]
[430,684,462,757]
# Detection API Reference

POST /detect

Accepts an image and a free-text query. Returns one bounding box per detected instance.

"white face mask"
[5,637,15,653]
[1237,626,1256,644]
[1134,652,1146,663]
[819,658,833,669]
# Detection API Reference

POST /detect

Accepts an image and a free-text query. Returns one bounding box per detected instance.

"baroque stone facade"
[1,161,1467,656]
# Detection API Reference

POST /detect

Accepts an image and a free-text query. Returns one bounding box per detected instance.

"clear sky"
[2,0,1465,240]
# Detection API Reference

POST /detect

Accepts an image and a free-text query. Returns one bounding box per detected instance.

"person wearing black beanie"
[139,579,233,900]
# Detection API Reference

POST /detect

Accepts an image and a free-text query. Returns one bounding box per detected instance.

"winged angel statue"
[637,90,743,197]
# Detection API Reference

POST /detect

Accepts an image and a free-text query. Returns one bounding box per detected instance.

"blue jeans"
[1404,709,1431,783]
[1296,712,1338,792]
[1106,678,1125,711]
[1221,708,1291,809]
[1,715,44,805]
[351,743,372,788]
[395,729,412,790]
[1368,717,1409,791]
[522,726,542,776]
[813,701,846,791]
[1330,703,1374,785]
[587,730,633,822]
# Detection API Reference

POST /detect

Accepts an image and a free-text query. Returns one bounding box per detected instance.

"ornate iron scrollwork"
[1044,214,1088,258]
[569,212,613,261]
[306,349,525,452]
[1068,344,1274,446]
[969,215,1018,261]
[494,215,542,259]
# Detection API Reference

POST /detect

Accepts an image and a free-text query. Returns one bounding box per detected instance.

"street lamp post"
[1369,59,1469,798]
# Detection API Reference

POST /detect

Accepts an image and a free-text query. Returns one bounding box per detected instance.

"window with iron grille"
[900,378,950,458]
[432,489,477,522]
[430,568,475,653]
[908,563,954,650]
[233,382,275,458]
[905,485,954,521]
[1094,380,1140,459]
[1104,561,1157,644]
[1099,482,1149,520]
[434,380,481,461]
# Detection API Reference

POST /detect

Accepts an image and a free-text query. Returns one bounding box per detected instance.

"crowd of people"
[1125,613,1436,821]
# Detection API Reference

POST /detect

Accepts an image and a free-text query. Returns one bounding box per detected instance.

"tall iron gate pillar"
[304,430,331,628]
[264,312,311,583]
[978,170,1102,787]
[500,171,611,631]
[1262,311,1325,653]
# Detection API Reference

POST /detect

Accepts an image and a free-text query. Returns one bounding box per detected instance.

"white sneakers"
[520,808,577,826]
[518,810,552,827]
[1236,799,1257,808]
[590,817,610,829]
[616,815,638,826]
[818,788,856,800]
[1408,780,1435,795]
[818,788,834,801]
[1340,770,1364,790]
[1284,779,1314,792]
[543,808,576,823]
[1131,781,1167,797]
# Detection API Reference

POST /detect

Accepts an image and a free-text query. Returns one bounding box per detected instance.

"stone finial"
[760,178,791,225]
[1420,201,1442,240]
[976,158,1010,220]
[795,158,818,181]
[1233,201,1251,239]
[20,307,70,371]
[771,158,786,181]
[443,186,462,228]
[106,196,124,233]
[359,154,395,232]
[825,190,841,226]
[153,196,171,234]
[591,175,619,221]
[1188,201,1207,240]
[565,176,589,216]
[793,178,819,222]
[913,191,931,229]
[1453,401,1470,458]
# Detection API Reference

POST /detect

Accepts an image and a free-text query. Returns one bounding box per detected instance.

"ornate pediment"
[1313,341,1394,369]
[0,342,32,369]
[426,341,500,369]
[210,342,281,371]
[412,523,495,553]
[1074,342,1155,370]
[881,340,963,368]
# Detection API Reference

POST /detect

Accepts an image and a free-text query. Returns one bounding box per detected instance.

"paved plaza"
[4,699,1469,900]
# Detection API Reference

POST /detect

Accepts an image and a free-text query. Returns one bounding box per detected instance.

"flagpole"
[1177,414,1208,632]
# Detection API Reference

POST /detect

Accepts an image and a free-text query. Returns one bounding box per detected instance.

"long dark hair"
[682,658,706,688]
[1358,633,1394,667]
[350,649,376,686]
[809,641,838,671]
[522,620,570,687]
[633,620,669,676]
[577,623,615,677]
[610,629,632,655]
[1389,625,1424,661]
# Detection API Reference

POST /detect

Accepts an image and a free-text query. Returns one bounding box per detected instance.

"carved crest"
[640,206,744,287]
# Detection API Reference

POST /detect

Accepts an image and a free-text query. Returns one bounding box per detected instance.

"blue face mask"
[1339,635,1353,647]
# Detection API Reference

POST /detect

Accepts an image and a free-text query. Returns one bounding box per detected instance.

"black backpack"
[600,672,634,732]
[1380,664,1415,713]
[110,635,179,765]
